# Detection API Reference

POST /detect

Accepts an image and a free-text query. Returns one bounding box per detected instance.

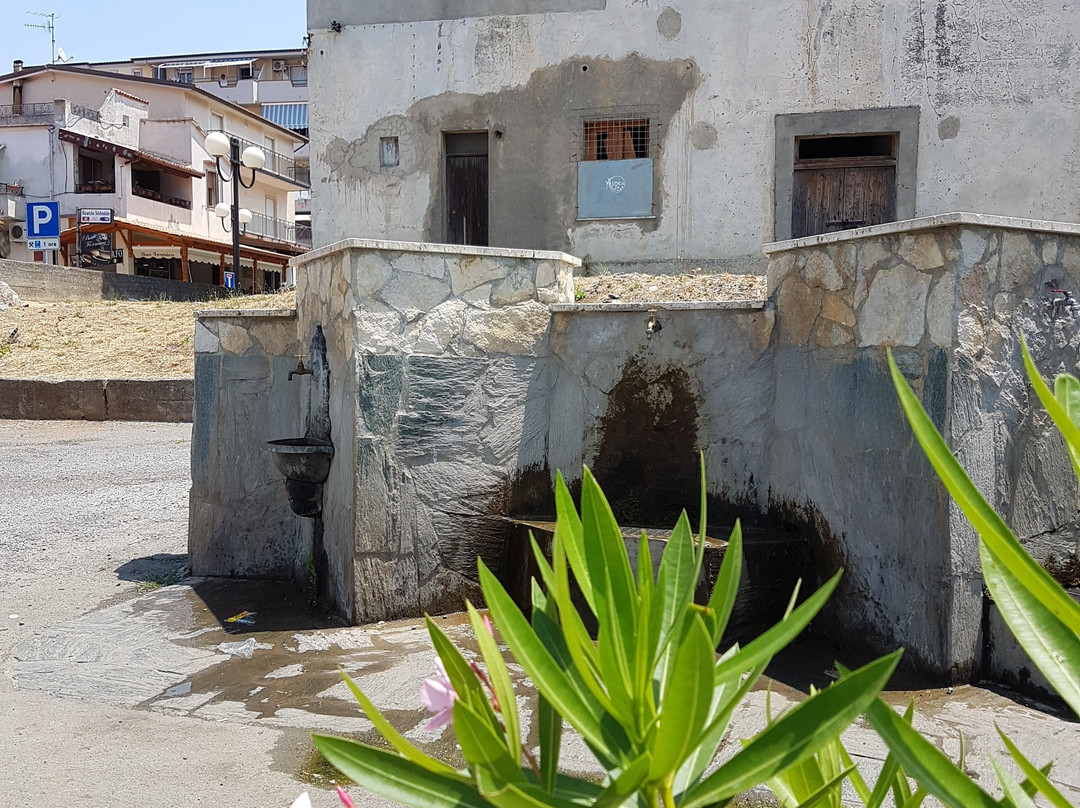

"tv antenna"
[26,12,61,64]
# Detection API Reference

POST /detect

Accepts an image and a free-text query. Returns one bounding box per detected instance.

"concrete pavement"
[1,420,1078,807]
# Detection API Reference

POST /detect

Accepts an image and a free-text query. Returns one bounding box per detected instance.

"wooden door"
[446,154,488,246]
[792,165,896,238]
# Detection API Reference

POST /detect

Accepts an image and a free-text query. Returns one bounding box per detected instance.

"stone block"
[353,554,419,623]
[349,252,394,302]
[925,277,954,348]
[355,439,403,553]
[249,320,299,356]
[535,262,556,289]
[389,252,448,280]
[765,250,800,296]
[377,270,450,315]
[359,354,404,436]
[958,229,990,276]
[461,301,552,356]
[194,321,220,354]
[449,256,509,295]
[820,294,855,327]
[802,250,844,291]
[219,323,253,355]
[899,232,945,271]
[491,265,536,305]
[776,276,823,345]
[408,299,467,354]
[998,232,1042,290]
[355,310,406,354]
[858,238,894,274]
[0,378,106,421]
[857,264,931,347]
[814,320,853,347]
[104,379,194,422]
[462,283,494,307]
[1041,239,1060,266]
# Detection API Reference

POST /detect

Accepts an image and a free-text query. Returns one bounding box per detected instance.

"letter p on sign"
[26,202,60,239]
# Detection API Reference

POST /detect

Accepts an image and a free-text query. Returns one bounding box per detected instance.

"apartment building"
[0,62,309,290]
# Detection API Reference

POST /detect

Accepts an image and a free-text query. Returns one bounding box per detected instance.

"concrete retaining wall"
[0,378,193,421]
[0,258,226,303]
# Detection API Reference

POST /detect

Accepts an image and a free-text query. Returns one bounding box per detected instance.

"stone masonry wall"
[188,310,305,582]
[293,240,579,622]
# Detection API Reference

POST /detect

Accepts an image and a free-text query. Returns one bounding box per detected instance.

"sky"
[0,1,307,69]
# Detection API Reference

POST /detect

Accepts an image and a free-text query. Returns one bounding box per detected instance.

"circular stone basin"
[265,438,334,484]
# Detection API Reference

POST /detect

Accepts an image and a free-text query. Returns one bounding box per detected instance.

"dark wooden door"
[792,165,895,238]
[446,154,488,246]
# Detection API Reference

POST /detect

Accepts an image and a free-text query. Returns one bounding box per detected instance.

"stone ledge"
[292,238,583,268]
[195,309,297,319]
[0,378,193,422]
[763,212,1080,255]
[550,300,765,312]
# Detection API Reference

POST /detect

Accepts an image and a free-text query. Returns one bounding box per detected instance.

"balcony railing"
[210,130,309,188]
[246,211,312,248]
[0,103,54,126]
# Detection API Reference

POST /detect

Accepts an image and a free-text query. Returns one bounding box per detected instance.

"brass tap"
[288,354,314,381]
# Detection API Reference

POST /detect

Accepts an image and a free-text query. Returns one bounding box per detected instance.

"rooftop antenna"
[26,12,61,64]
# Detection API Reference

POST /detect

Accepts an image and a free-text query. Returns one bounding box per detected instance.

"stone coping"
[194,308,297,319]
[762,212,1080,255]
[290,238,583,268]
[551,300,765,312]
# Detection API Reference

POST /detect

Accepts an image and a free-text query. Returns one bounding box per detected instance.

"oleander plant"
[313,459,900,807]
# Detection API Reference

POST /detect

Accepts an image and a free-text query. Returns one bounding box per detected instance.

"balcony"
[210,130,309,189]
[0,103,54,127]
[245,212,312,249]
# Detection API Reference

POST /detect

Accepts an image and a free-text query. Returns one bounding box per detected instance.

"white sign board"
[27,237,60,251]
[79,208,114,224]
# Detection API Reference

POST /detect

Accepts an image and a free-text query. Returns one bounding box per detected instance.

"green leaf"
[980,540,1080,716]
[336,670,464,779]
[713,572,841,685]
[682,651,902,808]
[313,734,493,808]
[860,701,915,808]
[789,765,853,808]
[1053,373,1080,482]
[653,510,700,688]
[649,614,715,779]
[475,768,587,808]
[997,726,1071,808]
[890,349,1080,639]
[864,697,1000,808]
[990,757,1037,808]
[532,582,563,794]
[554,471,594,614]
[467,602,521,767]
[478,558,630,764]
[706,521,744,646]
[593,754,653,808]
[1023,335,1080,481]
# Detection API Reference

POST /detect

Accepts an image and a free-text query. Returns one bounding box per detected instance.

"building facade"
[306,0,1080,272]
[0,63,309,290]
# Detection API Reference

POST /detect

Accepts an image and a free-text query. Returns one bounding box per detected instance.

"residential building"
[305,0,1080,273]
[0,62,309,290]
[77,48,311,233]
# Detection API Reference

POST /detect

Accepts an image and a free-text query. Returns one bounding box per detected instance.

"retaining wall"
[0,258,226,303]
[0,378,193,421]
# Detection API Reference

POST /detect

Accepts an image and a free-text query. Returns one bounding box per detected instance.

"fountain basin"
[265,438,335,485]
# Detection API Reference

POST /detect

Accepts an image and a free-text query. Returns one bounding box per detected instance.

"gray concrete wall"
[306,0,1080,270]
[0,378,193,421]
[188,310,305,582]
[0,258,226,303]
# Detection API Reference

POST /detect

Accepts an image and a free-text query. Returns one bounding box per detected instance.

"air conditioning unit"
[9,223,25,242]
[272,60,286,72]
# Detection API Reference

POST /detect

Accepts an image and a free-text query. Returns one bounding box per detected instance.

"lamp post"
[205,130,265,290]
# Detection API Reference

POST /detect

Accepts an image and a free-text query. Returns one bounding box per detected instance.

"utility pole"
[26,12,60,64]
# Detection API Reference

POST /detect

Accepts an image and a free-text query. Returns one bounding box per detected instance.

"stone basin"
[265,437,334,484]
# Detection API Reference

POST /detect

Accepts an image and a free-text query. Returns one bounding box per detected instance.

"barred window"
[582,117,651,161]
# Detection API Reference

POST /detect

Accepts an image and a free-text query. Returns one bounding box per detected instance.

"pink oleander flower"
[336,785,356,808]
[420,657,457,730]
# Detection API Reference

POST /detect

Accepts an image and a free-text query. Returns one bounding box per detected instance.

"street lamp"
[205,130,265,289]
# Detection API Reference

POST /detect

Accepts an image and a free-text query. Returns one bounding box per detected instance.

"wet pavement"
[9,574,1080,803]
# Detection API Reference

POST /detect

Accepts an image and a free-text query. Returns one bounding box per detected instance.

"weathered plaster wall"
[293,240,579,621]
[307,0,1080,270]
[188,310,305,581]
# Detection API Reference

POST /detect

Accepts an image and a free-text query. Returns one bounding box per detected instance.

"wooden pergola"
[59,217,298,289]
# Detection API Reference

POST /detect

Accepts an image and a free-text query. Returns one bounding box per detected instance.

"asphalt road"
[0,420,317,807]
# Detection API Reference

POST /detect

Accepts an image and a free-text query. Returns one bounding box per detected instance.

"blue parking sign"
[26,202,60,239]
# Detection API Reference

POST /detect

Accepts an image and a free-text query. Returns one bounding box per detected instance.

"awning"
[59,130,203,178]
[156,58,255,70]
[261,103,308,131]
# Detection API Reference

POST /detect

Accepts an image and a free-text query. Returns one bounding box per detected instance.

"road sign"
[223,271,236,290]
[27,237,60,251]
[26,202,60,239]
[79,208,113,224]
